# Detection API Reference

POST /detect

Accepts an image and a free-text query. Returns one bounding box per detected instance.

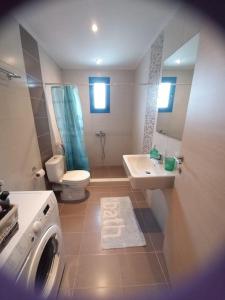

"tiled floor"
[58,184,170,299]
[90,166,127,178]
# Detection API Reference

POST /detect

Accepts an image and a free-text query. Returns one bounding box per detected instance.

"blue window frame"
[157,77,176,112]
[89,77,110,113]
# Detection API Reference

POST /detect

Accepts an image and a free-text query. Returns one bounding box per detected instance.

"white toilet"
[45,155,90,201]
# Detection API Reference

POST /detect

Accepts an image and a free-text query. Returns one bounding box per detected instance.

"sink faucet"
[151,153,163,164]
[174,155,184,165]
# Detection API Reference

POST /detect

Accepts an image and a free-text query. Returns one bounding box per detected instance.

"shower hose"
[96,131,106,162]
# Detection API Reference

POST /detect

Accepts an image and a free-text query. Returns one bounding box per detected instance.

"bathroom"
[0,0,225,299]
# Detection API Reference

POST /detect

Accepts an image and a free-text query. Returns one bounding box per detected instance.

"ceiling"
[14,0,178,70]
[164,34,200,70]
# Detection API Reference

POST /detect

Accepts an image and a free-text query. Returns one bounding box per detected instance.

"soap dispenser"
[150,145,160,159]
[164,150,176,171]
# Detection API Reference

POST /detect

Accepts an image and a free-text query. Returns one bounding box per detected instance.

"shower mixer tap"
[96,131,106,137]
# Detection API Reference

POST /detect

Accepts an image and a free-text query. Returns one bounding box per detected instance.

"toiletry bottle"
[150,145,160,159]
[0,191,10,219]
[164,151,176,171]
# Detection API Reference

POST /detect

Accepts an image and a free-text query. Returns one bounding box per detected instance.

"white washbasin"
[123,154,177,190]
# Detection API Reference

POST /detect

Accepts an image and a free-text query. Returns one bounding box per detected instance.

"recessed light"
[175,59,181,64]
[92,23,98,33]
[96,58,102,65]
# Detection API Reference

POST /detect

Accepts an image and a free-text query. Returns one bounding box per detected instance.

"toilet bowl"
[45,155,90,201]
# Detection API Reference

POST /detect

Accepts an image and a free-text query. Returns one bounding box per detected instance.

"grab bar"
[0,67,21,80]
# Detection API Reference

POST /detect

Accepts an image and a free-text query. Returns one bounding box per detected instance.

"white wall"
[165,23,225,279]
[163,7,202,61]
[39,46,63,154]
[0,17,45,190]
[62,69,134,167]
[39,47,62,84]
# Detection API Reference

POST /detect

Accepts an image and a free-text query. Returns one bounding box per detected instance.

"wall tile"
[20,25,53,165]
[34,117,51,136]
[30,98,48,118]
[28,82,45,99]
[38,133,53,162]
[23,50,42,81]
[143,33,164,153]
[20,26,40,60]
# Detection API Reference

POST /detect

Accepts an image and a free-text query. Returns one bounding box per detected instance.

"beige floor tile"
[83,211,101,232]
[59,256,79,292]
[91,167,110,178]
[119,253,165,286]
[58,182,167,298]
[74,287,123,299]
[150,232,164,251]
[79,232,102,255]
[87,191,111,204]
[157,253,170,283]
[60,202,87,217]
[133,190,145,201]
[123,283,170,300]
[87,186,113,193]
[80,232,123,255]
[57,287,73,299]
[110,189,132,198]
[63,232,82,255]
[91,166,127,179]
[86,201,101,215]
[76,255,122,288]
[60,215,85,233]
[108,166,127,178]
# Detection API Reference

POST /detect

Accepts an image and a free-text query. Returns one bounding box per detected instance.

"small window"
[89,77,110,113]
[157,77,176,112]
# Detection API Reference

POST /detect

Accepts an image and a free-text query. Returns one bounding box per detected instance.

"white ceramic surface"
[123,154,177,189]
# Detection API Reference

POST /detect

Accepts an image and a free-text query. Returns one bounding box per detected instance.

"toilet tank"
[45,155,65,183]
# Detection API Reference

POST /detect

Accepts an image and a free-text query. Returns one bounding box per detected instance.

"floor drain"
[145,171,151,174]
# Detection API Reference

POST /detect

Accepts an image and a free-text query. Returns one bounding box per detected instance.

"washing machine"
[0,191,64,298]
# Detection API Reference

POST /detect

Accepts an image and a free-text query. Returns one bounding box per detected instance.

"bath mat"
[100,196,146,249]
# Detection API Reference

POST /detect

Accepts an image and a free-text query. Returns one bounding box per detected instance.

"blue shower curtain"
[51,85,89,171]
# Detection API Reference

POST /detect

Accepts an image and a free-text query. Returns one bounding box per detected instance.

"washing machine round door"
[27,224,63,297]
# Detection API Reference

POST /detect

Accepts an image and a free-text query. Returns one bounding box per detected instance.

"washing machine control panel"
[31,196,55,237]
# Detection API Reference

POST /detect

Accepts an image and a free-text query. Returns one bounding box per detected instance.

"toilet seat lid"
[62,170,90,184]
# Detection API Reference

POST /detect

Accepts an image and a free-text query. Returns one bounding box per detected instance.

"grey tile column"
[20,26,53,188]
[142,32,164,154]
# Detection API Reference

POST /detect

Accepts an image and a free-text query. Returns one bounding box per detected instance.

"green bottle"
[164,157,176,171]
[150,145,160,159]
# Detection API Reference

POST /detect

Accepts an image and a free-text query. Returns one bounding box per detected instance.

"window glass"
[89,77,110,113]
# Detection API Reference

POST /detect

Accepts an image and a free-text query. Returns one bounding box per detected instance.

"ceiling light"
[96,58,103,65]
[175,59,181,64]
[92,23,98,33]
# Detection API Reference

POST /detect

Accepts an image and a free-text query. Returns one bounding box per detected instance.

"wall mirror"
[156,34,200,140]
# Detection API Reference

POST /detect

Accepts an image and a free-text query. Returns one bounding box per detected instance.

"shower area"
[45,69,134,180]
[91,130,127,179]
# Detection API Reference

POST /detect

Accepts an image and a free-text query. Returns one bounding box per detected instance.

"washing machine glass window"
[35,235,58,292]
[28,225,63,297]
